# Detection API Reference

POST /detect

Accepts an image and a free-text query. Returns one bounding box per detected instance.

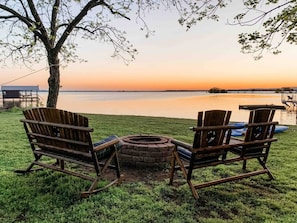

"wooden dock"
[239,104,286,110]
[281,91,297,110]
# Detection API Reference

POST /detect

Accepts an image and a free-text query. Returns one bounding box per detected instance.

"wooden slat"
[33,143,92,158]
[21,119,93,132]
[28,132,90,146]
[194,170,269,189]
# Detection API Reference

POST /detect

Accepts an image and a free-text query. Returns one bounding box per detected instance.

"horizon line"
[38,87,297,92]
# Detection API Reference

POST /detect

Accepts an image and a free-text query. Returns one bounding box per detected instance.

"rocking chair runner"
[16,108,124,198]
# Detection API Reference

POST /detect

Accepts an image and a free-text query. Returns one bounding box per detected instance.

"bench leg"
[14,155,44,173]
[80,148,124,198]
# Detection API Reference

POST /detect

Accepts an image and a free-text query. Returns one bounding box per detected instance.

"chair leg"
[257,157,274,180]
[176,157,188,180]
[113,147,122,178]
[265,168,274,180]
[168,153,199,199]
[169,151,189,183]
[169,153,176,185]
[188,180,199,199]
[54,159,65,169]
[59,160,65,169]
[242,160,247,170]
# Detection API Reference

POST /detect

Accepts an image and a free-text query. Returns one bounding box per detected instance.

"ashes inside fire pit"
[119,135,174,167]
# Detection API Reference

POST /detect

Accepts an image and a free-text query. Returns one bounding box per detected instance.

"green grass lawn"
[0,109,297,223]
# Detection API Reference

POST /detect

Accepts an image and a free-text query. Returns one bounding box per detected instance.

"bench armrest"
[93,137,120,152]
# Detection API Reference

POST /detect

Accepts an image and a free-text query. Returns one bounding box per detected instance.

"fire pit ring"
[119,134,174,167]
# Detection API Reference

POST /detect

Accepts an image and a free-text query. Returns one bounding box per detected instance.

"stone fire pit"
[119,134,174,167]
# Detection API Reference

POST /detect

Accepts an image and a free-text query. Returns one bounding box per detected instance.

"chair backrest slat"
[245,109,276,142]
[193,110,232,148]
[191,110,232,161]
[23,108,93,155]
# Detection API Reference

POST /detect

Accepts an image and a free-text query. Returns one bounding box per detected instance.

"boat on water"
[230,122,289,137]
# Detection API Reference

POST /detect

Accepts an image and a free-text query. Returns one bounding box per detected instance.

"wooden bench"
[169,109,278,199]
[16,108,124,198]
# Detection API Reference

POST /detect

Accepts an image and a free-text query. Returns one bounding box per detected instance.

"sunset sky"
[0,2,296,91]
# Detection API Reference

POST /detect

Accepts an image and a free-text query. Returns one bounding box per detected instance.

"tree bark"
[47,54,60,108]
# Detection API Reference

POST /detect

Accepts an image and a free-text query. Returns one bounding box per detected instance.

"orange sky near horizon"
[0,2,296,91]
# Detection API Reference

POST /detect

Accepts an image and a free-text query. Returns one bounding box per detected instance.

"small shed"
[1,85,40,108]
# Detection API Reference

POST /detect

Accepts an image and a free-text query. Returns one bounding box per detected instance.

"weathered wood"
[194,170,269,189]
[17,107,124,197]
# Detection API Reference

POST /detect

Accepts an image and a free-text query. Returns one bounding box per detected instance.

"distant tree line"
[275,87,296,93]
[208,87,228,93]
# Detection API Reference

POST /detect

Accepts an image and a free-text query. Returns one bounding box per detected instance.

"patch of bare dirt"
[105,165,170,184]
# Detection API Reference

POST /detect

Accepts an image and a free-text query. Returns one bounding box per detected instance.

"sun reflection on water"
[38,91,296,125]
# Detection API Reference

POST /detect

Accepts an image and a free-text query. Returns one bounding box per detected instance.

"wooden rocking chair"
[169,110,232,199]
[16,108,124,198]
[168,109,278,199]
[229,109,278,179]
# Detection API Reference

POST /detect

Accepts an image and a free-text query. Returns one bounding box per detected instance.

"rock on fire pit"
[119,135,174,167]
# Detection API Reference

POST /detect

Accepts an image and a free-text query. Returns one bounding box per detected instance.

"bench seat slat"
[32,143,92,158]
[28,132,90,146]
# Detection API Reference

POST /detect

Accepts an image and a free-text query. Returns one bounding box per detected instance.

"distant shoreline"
[38,88,289,93]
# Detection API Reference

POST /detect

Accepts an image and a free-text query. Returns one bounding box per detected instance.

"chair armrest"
[229,137,244,145]
[190,125,244,132]
[93,136,120,152]
[171,139,192,150]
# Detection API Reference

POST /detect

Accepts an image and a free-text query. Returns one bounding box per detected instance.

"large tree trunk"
[47,54,60,108]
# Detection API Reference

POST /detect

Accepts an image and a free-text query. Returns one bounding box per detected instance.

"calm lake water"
[38,91,296,125]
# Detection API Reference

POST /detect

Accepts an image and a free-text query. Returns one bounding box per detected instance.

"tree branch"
[50,0,60,46]
[0,4,32,27]
[27,0,51,48]
[54,0,130,54]
[232,1,294,26]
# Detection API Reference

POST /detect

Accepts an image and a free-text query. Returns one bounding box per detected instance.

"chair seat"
[230,146,264,157]
[93,135,118,159]
[177,146,220,165]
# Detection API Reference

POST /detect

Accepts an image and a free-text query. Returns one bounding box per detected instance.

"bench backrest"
[21,108,94,159]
